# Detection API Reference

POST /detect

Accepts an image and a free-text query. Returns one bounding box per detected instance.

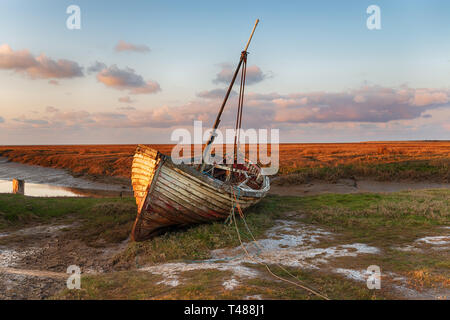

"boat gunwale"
[160,153,270,198]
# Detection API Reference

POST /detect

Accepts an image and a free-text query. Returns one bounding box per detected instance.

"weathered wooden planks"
[130,145,269,241]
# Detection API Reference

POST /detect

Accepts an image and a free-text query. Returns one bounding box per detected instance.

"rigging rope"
[233,51,248,165]
[230,187,331,300]
[200,41,330,299]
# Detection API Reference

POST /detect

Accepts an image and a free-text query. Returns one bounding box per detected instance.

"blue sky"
[0,0,449,144]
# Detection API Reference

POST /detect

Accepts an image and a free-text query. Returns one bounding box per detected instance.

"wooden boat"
[130,19,270,241]
[130,145,270,241]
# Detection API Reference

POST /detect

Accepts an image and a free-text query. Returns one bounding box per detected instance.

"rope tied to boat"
[229,186,331,300]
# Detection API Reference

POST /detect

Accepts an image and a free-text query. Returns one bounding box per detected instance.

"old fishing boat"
[131,20,270,241]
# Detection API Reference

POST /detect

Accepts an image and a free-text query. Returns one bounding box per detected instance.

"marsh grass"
[2,142,449,183]
[113,199,283,267]
[2,189,448,299]
[276,159,450,184]
[54,264,385,300]
[278,189,449,230]
[0,194,136,244]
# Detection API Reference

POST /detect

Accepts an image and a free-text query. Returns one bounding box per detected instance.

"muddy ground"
[0,222,128,299]
[270,177,450,196]
[1,180,449,300]
[1,216,448,299]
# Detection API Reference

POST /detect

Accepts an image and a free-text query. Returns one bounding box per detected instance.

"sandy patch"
[0,247,41,268]
[245,294,263,300]
[223,278,240,290]
[391,244,424,253]
[333,267,449,299]
[140,260,258,288]
[212,221,379,269]
[392,229,450,253]
[140,220,380,290]
[416,235,450,246]
[0,224,75,239]
[334,268,371,282]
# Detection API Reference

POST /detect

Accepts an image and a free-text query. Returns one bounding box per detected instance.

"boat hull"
[130,145,269,241]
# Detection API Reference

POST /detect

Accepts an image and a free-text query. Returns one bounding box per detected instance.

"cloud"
[0,44,83,79]
[6,86,450,134]
[411,89,449,107]
[87,61,107,73]
[117,106,136,111]
[46,106,59,113]
[0,44,36,69]
[118,96,134,103]
[213,63,268,85]
[443,123,450,131]
[114,40,150,53]
[28,54,83,79]
[48,80,59,85]
[96,64,161,95]
[12,117,49,126]
[271,86,450,123]
[196,88,236,99]
[7,103,218,130]
[0,116,4,123]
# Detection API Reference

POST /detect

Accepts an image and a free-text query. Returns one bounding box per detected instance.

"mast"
[200,19,259,171]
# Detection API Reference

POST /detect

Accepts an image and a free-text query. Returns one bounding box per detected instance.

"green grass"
[111,189,449,297]
[274,189,449,289]
[2,189,448,299]
[54,265,387,300]
[2,189,448,256]
[113,199,283,267]
[276,189,449,231]
[0,193,137,244]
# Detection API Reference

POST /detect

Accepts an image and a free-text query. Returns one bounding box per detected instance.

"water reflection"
[0,179,134,197]
[0,179,83,197]
[0,157,128,191]
[0,157,133,197]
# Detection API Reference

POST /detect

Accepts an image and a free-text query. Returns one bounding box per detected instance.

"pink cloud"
[96,64,160,95]
[118,96,134,103]
[117,106,136,111]
[213,63,268,85]
[0,44,36,69]
[46,106,59,113]
[272,86,450,123]
[411,89,449,107]
[196,88,237,99]
[5,86,450,133]
[0,44,83,79]
[114,40,150,53]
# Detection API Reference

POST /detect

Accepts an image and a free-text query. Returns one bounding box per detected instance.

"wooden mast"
[200,19,259,171]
